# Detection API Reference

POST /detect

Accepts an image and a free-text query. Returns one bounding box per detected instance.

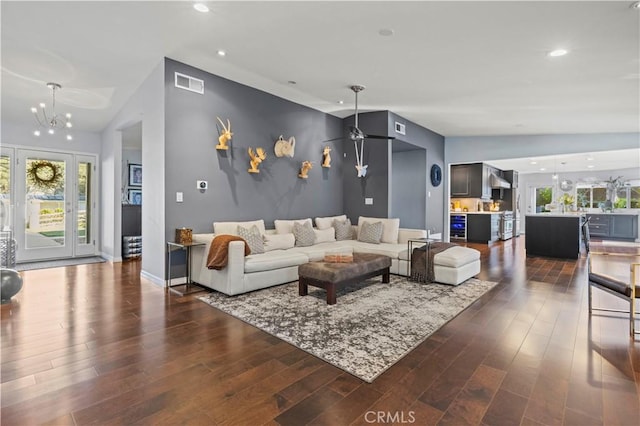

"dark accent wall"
[391,150,427,229]
[342,111,391,222]
[164,58,344,238]
[388,112,445,235]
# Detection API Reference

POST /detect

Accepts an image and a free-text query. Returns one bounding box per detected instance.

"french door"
[13,149,97,262]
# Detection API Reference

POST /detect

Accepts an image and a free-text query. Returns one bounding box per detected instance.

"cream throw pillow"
[274,218,312,235]
[314,214,347,230]
[264,233,295,252]
[357,216,400,244]
[214,219,266,236]
[313,227,336,243]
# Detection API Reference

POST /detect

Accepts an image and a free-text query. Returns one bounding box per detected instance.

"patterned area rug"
[199,275,497,382]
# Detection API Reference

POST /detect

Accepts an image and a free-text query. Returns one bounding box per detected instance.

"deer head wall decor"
[215,117,233,150]
[248,147,267,173]
[298,161,313,179]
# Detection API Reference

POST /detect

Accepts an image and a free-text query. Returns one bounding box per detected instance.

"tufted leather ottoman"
[298,253,391,305]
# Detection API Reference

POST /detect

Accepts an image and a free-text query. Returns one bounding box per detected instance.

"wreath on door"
[27,160,63,190]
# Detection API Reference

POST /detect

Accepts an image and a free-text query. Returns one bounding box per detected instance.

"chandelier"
[31,82,73,141]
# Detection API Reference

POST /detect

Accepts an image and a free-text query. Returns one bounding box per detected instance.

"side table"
[407,237,441,282]
[165,241,206,296]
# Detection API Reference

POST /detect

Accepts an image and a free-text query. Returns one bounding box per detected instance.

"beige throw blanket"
[207,235,250,270]
[411,242,458,282]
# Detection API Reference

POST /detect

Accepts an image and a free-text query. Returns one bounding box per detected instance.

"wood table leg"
[382,268,390,283]
[298,278,308,296]
[326,283,336,305]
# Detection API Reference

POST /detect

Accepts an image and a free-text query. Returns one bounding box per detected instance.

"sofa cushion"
[293,221,316,247]
[289,242,354,261]
[274,218,312,235]
[434,246,480,268]
[264,233,295,252]
[237,224,264,254]
[334,218,354,241]
[214,219,266,236]
[357,216,400,244]
[244,251,309,273]
[314,228,336,244]
[349,241,408,259]
[358,221,383,244]
[315,214,347,230]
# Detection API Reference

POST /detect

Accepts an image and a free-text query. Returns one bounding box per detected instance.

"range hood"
[490,173,511,189]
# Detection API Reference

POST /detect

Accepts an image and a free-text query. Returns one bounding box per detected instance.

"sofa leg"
[382,268,390,284]
[298,278,308,297]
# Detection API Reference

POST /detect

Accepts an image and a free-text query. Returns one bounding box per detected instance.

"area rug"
[15,256,106,271]
[198,275,497,382]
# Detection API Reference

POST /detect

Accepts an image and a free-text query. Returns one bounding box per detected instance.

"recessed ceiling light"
[33,130,40,136]
[378,28,394,37]
[217,50,226,57]
[552,174,558,179]
[540,167,546,171]
[587,164,595,169]
[193,3,209,13]
[338,100,344,105]
[530,160,538,165]
[548,49,569,57]
[586,156,594,161]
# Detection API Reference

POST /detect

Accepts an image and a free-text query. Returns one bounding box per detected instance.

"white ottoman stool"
[433,246,481,285]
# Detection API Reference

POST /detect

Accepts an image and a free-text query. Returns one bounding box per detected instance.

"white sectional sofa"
[190,216,480,296]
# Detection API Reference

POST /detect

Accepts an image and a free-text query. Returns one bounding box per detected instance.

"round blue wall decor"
[430,164,442,187]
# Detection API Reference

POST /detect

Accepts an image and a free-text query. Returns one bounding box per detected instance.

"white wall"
[100,61,165,284]
[1,121,102,154]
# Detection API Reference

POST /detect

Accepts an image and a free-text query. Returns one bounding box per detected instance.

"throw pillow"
[333,218,353,241]
[237,225,264,254]
[263,233,295,252]
[314,214,347,230]
[214,220,266,236]
[314,227,336,243]
[274,218,312,235]
[357,216,400,243]
[358,221,383,244]
[293,221,316,247]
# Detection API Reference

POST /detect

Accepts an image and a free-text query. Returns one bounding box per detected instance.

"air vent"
[174,72,204,94]
[394,122,406,135]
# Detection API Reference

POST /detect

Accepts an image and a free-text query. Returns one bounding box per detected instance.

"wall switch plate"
[365,197,373,205]
[176,192,183,203]
[196,180,208,190]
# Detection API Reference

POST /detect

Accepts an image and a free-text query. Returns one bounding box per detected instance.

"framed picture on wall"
[128,189,142,205]
[128,164,142,187]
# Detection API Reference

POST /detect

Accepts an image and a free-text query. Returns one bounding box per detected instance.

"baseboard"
[141,269,166,287]
[100,251,122,263]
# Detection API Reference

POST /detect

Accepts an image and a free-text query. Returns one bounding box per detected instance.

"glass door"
[75,155,97,256]
[15,150,74,261]
[0,148,12,231]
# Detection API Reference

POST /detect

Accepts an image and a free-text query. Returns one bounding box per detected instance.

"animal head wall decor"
[298,161,313,179]
[215,117,233,150]
[274,135,296,158]
[322,146,332,168]
[247,147,267,173]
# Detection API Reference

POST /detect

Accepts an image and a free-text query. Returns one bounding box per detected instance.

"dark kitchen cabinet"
[451,163,492,199]
[586,214,638,240]
[467,213,500,243]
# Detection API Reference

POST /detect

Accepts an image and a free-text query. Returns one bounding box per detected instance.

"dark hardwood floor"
[2,237,640,425]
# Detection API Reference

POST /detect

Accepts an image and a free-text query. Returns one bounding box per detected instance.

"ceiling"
[1,1,639,138]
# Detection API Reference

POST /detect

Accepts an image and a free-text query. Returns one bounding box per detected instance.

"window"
[576,181,639,210]
[534,186,553,212]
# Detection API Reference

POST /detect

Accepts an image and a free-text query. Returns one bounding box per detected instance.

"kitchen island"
[525,214,583,259]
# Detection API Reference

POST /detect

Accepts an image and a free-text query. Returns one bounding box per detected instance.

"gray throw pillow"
[333,218,353,241]
[293,221,316,247]
[237,224,264,254]
[358,221,383,244]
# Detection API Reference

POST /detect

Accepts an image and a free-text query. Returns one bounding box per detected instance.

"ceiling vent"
[175,72,204,94]
[394,121,406,135]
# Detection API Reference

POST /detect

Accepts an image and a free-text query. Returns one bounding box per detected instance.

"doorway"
[6,148,98,262]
